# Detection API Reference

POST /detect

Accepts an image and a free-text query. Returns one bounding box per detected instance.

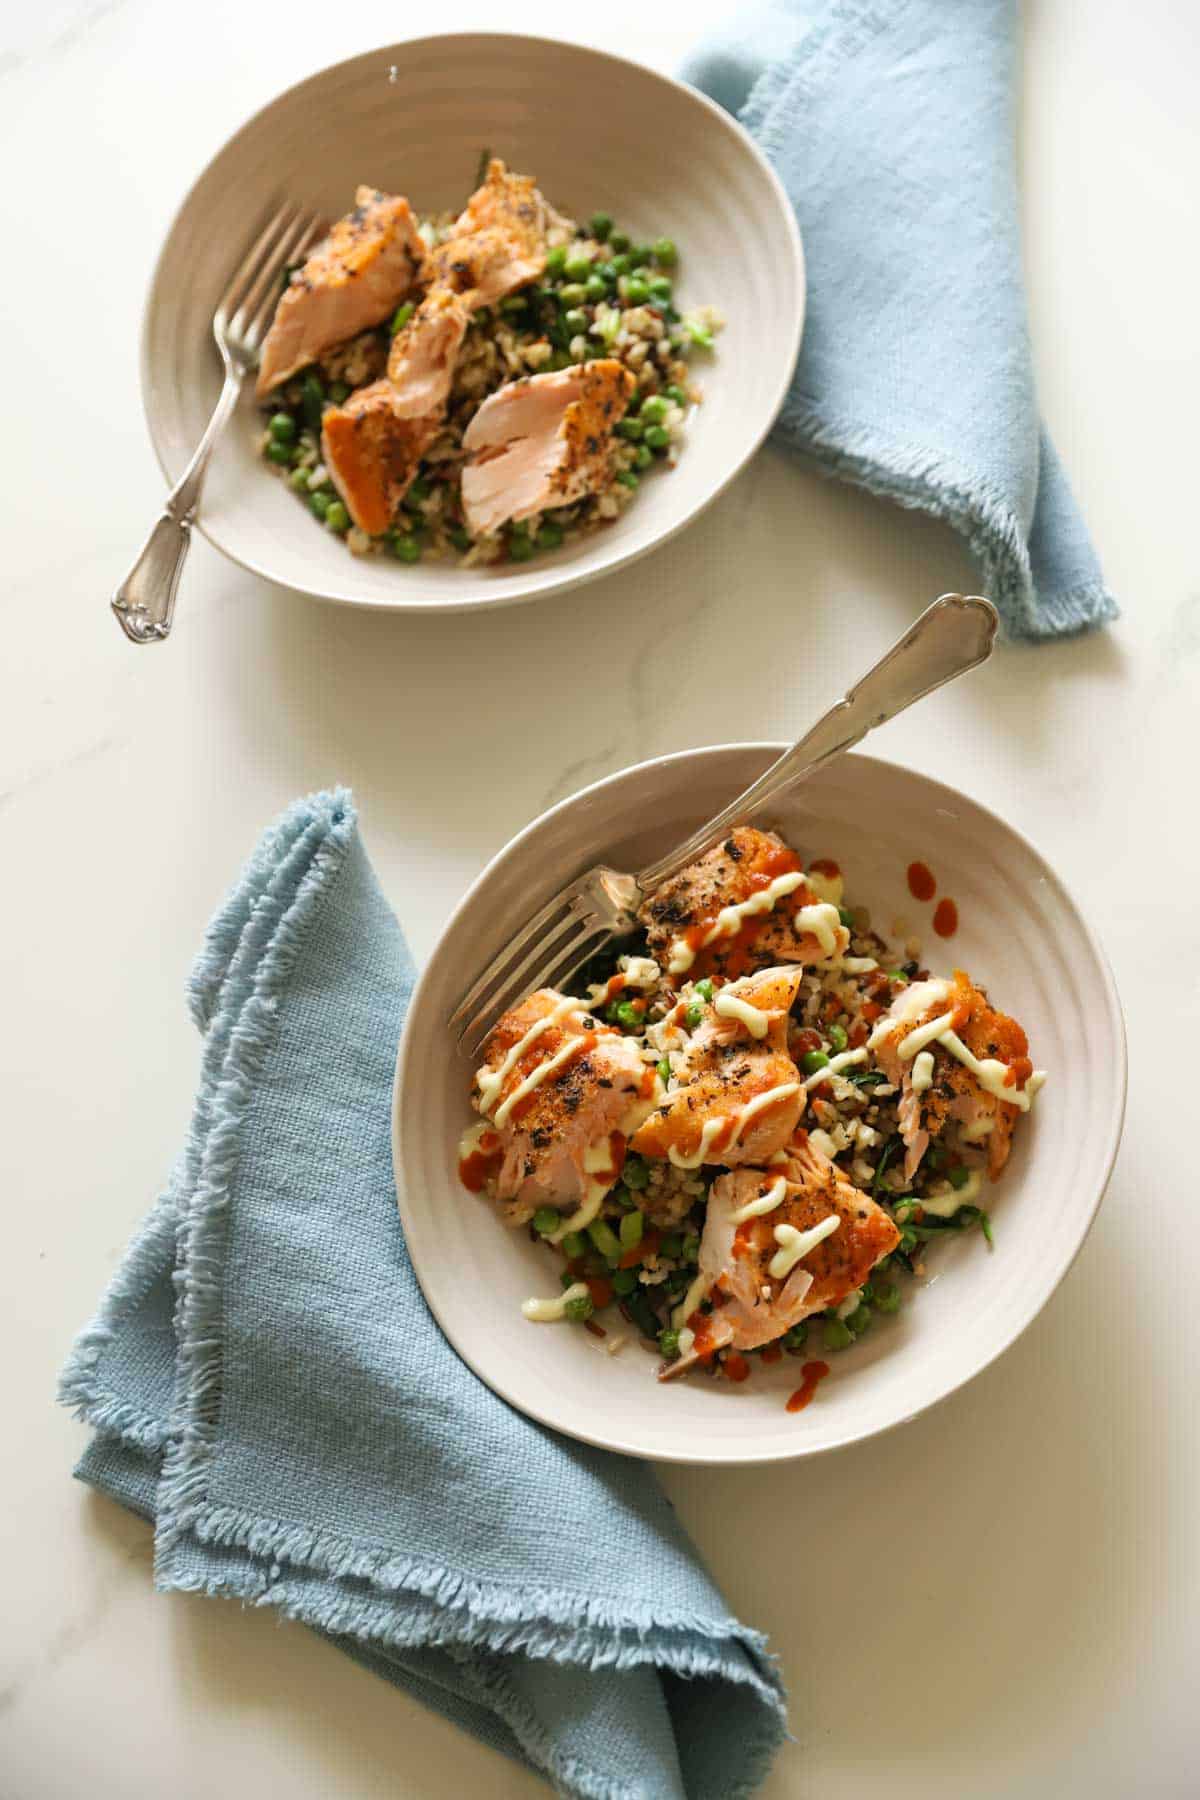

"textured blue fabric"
[683,0,1117,639]
[60,791,786,1800]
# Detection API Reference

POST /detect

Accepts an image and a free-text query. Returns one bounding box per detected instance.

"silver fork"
[449,593,999,1056]
[111,200,326,644]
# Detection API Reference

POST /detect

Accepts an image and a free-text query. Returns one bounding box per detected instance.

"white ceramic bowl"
[141,34,804,614]
[394,748,1126,1464]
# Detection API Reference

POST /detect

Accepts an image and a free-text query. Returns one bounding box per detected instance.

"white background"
[3,2,1197,1796]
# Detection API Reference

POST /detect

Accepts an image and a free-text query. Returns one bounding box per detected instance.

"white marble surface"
[3,2,1196,1795]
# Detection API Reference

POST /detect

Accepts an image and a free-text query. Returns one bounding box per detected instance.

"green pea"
[838,906,856,928]
[823,1317,854,1351]
[265,440,293,464]
[589,211,613,241]
[648,276,673,302]
[615,1000,641,1030]
[639,395,669,425]
[644,425,670,453]
[609,229,631,253]
[828,1023,848,1053]
[616,418,644,442]
[561,1230,588,1260]
[544,245,567,275]
[653,238,677,266]
[288,467,310,492]
[559,282,588,307]
[616,470,639,490]
[389,300,415,335]
[563,1292,594,1323]
[665,384,688,405]
[783,1322,808,1353]
[623,276,650,305]
[802,1049,830,1075]
[659,1232,683,1260]
[658,1327,681,1359]
[656,1056,671,1087]
[949,1165,971,1189]
[325,501,349,534]
[631,244,655,266]
[390,533,421,563]
[405,476,431,508]
[587,1219,621,1260]
[537,521,564,549]
[563,308,589,335]
[564,253,592,281]
[873,1282,901,1315]
[634,445,652,470]
[328,381,350,404]
[694,977,714,1002]
[532,1207,561,1236]
[619,1210,644,1251]
[612,1267,639,1296]
[585,274,609,302]
[681,1233,700,1264]
[685,1001,704,1029]
[847,1302,872,1336]
[509,534,535,562]
[308,491,331,521]
[622,1157,649,1192]
[268,411,297,443]
[610,253,633,277]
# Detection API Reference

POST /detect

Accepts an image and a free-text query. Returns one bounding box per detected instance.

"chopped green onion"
[656,1056,671,1087]
[838,906,856,928]
[533,1208,560,1236]
[587,1219,621,1260]
[658,1327,681,1359]
[301,373,325,432]
[563,1292,594,1323]
[612,1267,639,1296]
[561,1231,588,1260]
[619,1210,644,1251]
[389,301,415,336]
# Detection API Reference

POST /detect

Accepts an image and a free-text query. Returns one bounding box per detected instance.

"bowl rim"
[392,743,1128,1465]
[138,31,806,616]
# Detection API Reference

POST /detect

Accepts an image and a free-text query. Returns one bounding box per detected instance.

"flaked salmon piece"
[256,188,425,397]
[871,969,1037,1181]
[661,1140,899,1378]
[460,360,635,537]
[320,380,440,535]
[701,965,804,1052]
[630,976,803,1169]
[638,827,851,985]
[430,158,546,306]
[473,989,656,1226]
[385,288,472,410]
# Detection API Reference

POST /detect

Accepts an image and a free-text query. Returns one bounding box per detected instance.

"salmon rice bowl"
[457,827,1047,1415]
[254,158,723,567]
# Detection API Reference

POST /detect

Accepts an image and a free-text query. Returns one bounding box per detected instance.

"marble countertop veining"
[3,2,1198,1796]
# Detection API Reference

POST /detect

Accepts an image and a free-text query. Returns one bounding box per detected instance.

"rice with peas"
[259,194,723,566]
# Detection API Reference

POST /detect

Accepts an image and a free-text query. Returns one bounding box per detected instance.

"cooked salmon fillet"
[638,827,850,985]
[385,290,472,414]
[319,380,440,536]
[429,158,546,306]
[630,970,805,1169]
[662,1140,899,1377]
[871,969,1036,1180]
[460,360,635,537]
[474,989,655,1226]
[255,188,424,398]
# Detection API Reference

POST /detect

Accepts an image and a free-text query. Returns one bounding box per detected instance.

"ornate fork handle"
[636,594,998,892]
[111,364,244,644]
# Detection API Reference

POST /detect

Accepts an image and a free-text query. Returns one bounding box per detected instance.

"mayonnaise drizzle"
[802,1046,868,1089]
[476,993,581,1118]
[666,870,807,976]
[729,1176,789,1225]
[522,1281,590,1322]
[672,1270,714,1329]
[792,902,844,958]
[713,989,770,1038]
[870,978,1046,1113]
[667,1081,802,1168]
[920,1169,984,1216]
[492,1033,585,1129]
[768,1214,840,1279]
[805,868,844,907]
[910,1049,935,1094]
[897,1009,958,1061]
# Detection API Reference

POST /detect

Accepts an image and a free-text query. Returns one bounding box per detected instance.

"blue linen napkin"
[683,0,1118,639]
[59,790,786,1800]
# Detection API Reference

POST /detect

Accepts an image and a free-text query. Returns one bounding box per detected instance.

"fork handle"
[636,593,998,891]
[111,365,243,644]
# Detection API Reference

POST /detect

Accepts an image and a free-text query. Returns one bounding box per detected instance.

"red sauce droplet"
[932,897,958,937]
[808,857,841,879]
[786,1360,831,1413]
[586,1276,614,1310]
[907,861,936,902]
[723,1353,751,1383]
[760,1344,783,1364]
[457,1131,502,1192]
